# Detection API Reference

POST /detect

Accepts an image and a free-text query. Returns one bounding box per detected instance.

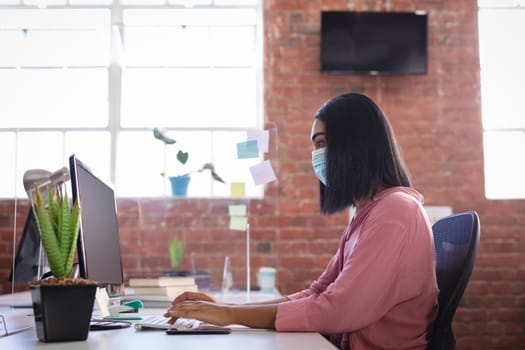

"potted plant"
[163,239,211,290]
[29,187,97,342]
[153,128,225,196]
[163,237,188,276]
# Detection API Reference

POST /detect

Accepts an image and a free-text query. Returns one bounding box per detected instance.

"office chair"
[430,211,480,350]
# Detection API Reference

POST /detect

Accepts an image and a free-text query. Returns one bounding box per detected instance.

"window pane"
[0,9,110,67]
[70,0,112,4]
[124,9,256,26]
[116,131,162,197]
[0,68,108,128]
[23,0,67,5]
[15,131,65,197]
[124,26,211,66]
[120,0,166,5]
[214,0,257,5]
[210,26,255,66]
[0,30,25,67]
[479,9,525,129]
[64,131,111,181]
[121,67,256,128]
[116,130,263,197]
[2,3,262,199]
[169,0,212,5]
[116,130,213,197]
[484,131,525,199]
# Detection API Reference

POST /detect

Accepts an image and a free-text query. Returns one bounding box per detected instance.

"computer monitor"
[69,154,125,297]
[9,209,42,283]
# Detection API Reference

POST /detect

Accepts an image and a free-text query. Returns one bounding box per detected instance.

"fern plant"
[31,188,81,279]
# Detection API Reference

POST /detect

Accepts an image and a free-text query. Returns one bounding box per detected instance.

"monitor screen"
[69,154,124,296]
[320,11,428,75]
[9,209,42,283]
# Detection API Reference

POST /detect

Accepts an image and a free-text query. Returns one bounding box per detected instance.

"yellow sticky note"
[231,182,246,198]
[229,204,247,217]
[229,216,248,231]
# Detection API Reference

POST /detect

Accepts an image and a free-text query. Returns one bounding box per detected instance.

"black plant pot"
[30,283,97,342]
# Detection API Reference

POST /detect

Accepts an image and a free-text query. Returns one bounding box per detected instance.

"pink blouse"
[275,187,438,350]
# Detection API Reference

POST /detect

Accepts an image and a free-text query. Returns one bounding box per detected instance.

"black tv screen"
[320,11,428,75]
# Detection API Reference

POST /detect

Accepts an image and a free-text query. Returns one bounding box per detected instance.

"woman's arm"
[244,296,290,305]
[165,300,278,329]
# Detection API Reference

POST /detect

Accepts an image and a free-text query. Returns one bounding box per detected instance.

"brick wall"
[1,1,524,349]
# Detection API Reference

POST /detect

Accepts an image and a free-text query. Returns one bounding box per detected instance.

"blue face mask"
[312,148,327,186]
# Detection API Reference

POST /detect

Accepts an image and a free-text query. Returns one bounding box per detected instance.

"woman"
[165,93,438,350]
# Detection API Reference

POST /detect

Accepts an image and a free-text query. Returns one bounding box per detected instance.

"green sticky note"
[229,216,248,231]
[229,204,247,216]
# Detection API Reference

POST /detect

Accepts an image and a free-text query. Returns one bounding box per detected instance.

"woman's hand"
[164,300,234,327]
[170,291,216,305]
[164,291,278,329]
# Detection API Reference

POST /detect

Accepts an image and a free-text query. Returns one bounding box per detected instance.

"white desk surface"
[1,291,337,350]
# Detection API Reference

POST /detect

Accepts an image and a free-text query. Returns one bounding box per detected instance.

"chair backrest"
[430,211,480,350]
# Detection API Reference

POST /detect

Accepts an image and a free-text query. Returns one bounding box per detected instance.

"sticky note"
[249,160,276,186]
[236,140,259,159]
[229,204,247,216]
[247,129,269,153]
[231,182,246,198]
[229,216,248,231]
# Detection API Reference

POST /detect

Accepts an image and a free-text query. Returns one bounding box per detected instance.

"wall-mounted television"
[320,11,428,75]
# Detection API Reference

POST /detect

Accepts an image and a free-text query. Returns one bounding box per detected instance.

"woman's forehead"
[311,119,325,141]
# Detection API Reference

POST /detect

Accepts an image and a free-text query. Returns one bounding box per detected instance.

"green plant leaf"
[33,189,65,278]
[64,199,81,277]
[153,128,176,144]
[48,189,59,240]
[169,239,184,270]
[58,191,67,265]
[177,150,189,165]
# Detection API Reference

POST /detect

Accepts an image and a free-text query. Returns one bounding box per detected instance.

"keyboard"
[134,315,201,331]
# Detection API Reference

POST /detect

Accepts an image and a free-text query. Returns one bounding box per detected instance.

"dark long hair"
[315,93,411,214]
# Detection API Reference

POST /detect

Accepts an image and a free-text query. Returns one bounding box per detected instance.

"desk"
[1,292,337,350]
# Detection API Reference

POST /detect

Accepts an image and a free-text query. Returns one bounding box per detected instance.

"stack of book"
[128,276,198,297]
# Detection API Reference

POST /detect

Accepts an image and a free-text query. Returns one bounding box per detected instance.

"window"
[0,0,263,198]
[478,0,525,199]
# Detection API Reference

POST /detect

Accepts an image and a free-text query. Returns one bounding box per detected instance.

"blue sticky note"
[237,140,259,159]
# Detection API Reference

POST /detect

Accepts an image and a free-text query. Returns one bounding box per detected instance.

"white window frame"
[0,0,264,198]
[478,1,525,199]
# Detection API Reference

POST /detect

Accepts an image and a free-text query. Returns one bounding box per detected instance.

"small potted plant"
[29,187,97,342]
[153,128,225,196]
[164,237,188,276]
[164,239,211,289]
